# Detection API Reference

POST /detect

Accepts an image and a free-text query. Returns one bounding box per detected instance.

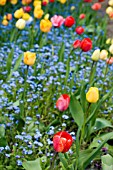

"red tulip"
[98,0,104,2]
[79,13,86,20]
[23,6,31,13]
[84,0,92,2]
[91,3,101,10]
[75,26,84,35]
[64,16,75,28]
[49,0,54,2]
[80,38,92,52]
[53,131,73,153]
[73,39,81,49]
[106,57,113,64]
[56,94,70,111]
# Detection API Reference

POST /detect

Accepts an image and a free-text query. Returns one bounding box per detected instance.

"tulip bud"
[86,87,99,103]
[16,19,26,30]
[99,50,108,60]
[79,13,86,19]
[53,131,73,153]
[109,44,113,54]
[106,38,111,45]
[24,51,36,66]
[91,49,100,61]
[56,94,70,111]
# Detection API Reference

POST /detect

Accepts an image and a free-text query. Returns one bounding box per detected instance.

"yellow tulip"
[99,50,108,60]
[44,14,49,20]
[33,0,41,6]
[22,13,31,20]
[59,0,67,4]
[15,19,26,30]
[10,0,18,4]
[108,0,113,6]
[14,8,24,19]
[106,6,113,15]
[40,19,52,32]
[24,52,36,66]
[106,38,111,44]
[109,44,113,54]
[86,87,99,103]
[2,19,8,26]
[0,0,6,5]
[91,49,100,61]
[34,9,44,19]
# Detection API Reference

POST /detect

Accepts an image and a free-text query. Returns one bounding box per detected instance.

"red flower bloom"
[75,26,84,35]
[73,39,81,49]
[84,0,92,2]
[53,131,73,153]
[79,13,86,20]
[106,57,113,64]
[64,16,75,28]
[49,0,54,2]
[91,3,101,10]
[80,38,92,52]
[56,94,70,111]
[23,6,31,13]
[98,0,104,2]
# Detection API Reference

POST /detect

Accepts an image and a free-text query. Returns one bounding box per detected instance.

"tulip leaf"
[78,133,113,170]
[7,53,23,80]
[6,48,14,75]
[59,153,69,170]
[58,42,65,62]
[69,95,84,127]
[22,158,42,170]
[86,87,113,124]
[89,132,113,149]
[101,154,113,170]
[80,82,88,113]
[0,125,5,137]
[90,118,113,135]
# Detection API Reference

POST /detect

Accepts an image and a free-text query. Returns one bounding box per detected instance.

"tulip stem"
[49,152,58,170]
[80,103,91,144]
[20,65,29,118]
[101,56,111,94]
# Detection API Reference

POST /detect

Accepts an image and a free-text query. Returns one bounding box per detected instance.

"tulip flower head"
[75,26,84,35]
[56,94,70,111]
[24,51,36,66]
[80,38,92,52]
[53,131,73,153]
[91,3,101,11]
[79,13,86,19]
[40,19,52,32]
[16,19,26,30]
[64,16,75,28]
[91,49,100,61]
[51,15,65,28]
[73,39,81,49]
[86,87,99,103]
[109,44,113,54]
[99,50,108,60]
[106,57,113,64]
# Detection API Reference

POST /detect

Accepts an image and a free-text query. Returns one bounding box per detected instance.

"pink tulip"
[56,94,70,111]
[51,15,65,28]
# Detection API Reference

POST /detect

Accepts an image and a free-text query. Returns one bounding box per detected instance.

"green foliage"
[22,158,42,170]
